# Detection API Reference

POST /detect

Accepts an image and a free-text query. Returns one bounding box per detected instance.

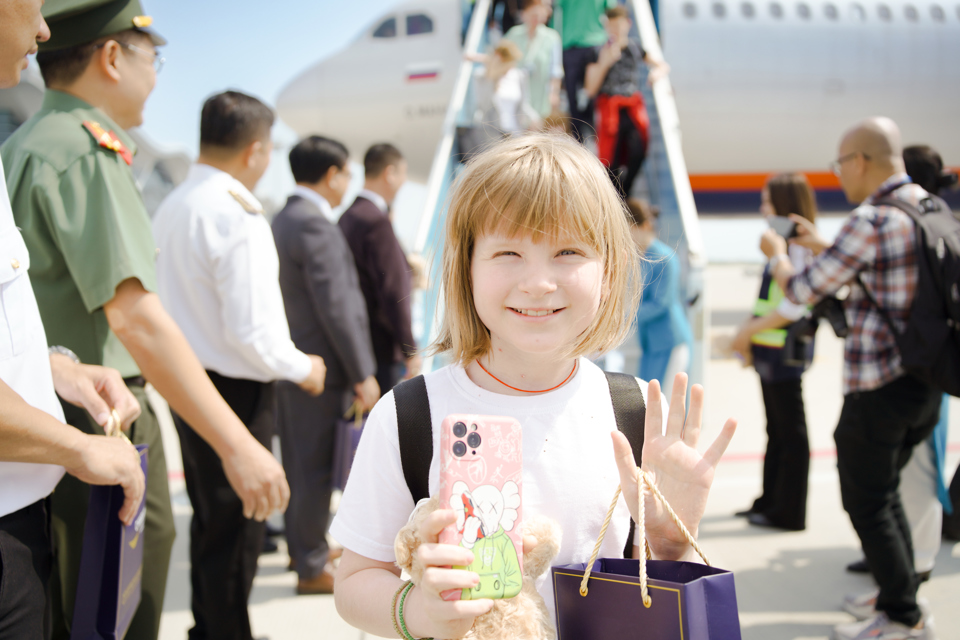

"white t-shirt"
[0,158,66,517]
[330,358,666,618]
[153,164,311,383]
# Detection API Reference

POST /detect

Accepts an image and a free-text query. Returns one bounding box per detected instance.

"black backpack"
[858,195,960,397]
[393,371,646,559]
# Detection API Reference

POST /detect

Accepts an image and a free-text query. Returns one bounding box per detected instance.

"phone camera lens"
[453,421,467,438]
[471,423,479,431]
[467,432,481,448]
[452,441,467,457]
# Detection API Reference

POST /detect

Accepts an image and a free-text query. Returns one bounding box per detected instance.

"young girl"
[731,173,817,531]
[331,134,736,638]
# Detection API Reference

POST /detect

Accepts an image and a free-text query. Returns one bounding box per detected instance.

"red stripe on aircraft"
[688,168,960,193]
[407,72,438,81]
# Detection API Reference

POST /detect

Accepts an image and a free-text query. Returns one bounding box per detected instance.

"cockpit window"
[769,2,784,18]
[851,3,866,20]
[824,3,839,19]
[407,13,434,35]
[373,17,397,38]
[877,3,892,20]
[797,2,812,18]
[929,4,944,20]
[712,2,727,18]
[741,2,756,17]
[683,2,698,17]
[904,4,919,20]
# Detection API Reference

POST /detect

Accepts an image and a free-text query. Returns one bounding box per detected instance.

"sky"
[137,0,431,237]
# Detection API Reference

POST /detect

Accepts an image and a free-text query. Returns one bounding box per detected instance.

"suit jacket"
[338,196,416,367]
[272,195,376,389]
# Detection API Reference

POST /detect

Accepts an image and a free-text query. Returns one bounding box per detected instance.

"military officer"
[0,2,290,639]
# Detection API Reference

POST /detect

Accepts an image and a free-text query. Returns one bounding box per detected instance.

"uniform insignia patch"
[82,121,133,166]
[228,189,264,215]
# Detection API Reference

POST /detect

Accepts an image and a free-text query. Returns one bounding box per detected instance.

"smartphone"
[768,215,796,239]
[438,414,523,601]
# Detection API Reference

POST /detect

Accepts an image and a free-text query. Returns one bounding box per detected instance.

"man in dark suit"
[272,136,379,594]
[338,144,420,394]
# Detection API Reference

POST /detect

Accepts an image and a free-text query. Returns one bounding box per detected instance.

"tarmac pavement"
[154,261,960,640]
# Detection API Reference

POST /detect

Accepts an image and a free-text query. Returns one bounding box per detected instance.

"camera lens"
[453,441,467,457]
[467,432,481,448]
[453,421,467,438]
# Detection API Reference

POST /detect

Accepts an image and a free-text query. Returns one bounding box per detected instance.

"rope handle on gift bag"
[343,400,365,429]
[579,467,710,608]
[103,408,132,443]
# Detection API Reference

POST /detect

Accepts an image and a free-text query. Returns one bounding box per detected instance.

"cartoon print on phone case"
[439,414,523,600]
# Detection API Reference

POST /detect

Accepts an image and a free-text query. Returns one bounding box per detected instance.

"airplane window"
[712,2,727,17]
[797,2,812,18]
[824,3,839,18]
[903,4,918,20]
[877,4,892,19]
[769,1,784,17]
[373,17,397,38]
[683,2,698,17]
[929,4,944,20]
[407,13,434,35]
[851,3,866,20]
[741,1,756,16]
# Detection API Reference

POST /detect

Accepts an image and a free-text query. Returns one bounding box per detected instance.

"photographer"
[761,117,940,639]
[731,173,817,532]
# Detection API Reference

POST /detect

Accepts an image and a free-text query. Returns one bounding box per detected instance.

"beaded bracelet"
[391,580,411,639]
[398,581,433,640]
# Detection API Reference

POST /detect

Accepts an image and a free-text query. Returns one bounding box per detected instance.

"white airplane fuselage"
[276,0,960,210]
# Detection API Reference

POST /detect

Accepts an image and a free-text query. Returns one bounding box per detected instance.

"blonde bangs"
[431,133,641,366]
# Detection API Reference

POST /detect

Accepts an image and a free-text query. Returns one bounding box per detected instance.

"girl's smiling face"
[471,231,605,362]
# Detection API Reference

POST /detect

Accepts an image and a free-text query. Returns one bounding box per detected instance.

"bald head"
[840,116,905,172]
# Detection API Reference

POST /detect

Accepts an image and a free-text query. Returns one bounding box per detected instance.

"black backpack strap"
[393,375,433,505]
[603,371,646,559]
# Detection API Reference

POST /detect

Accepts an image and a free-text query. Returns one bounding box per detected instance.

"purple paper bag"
[552,558,741,639]
[332,413,366,491]
[71,444,148,640]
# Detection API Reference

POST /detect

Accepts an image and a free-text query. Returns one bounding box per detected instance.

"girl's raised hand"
[405,509,494,638]
[613,373,737,561]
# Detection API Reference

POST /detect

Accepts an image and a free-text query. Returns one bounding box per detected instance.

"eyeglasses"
[119,42,165,73]
[829,151,869,176]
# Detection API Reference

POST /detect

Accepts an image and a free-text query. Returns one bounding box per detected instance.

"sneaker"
[842,590,932,621]
[842,589,879,620]
[832,612,936,640]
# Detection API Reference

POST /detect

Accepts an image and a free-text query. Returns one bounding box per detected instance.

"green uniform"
[1,89,175,640]
[554,0,618,49]
[502,24,563,118]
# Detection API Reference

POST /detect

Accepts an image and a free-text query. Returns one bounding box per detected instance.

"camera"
[782,296,848,366]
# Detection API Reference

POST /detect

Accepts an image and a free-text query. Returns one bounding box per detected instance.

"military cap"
[39,0,167,52]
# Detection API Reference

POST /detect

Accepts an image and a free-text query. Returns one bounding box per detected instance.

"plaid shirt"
[785,173,923,394]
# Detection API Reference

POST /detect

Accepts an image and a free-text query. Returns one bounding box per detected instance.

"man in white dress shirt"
[152,91,325,640]
[0,4,144,638]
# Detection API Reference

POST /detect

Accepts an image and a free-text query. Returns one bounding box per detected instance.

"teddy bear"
[395,496,562,640]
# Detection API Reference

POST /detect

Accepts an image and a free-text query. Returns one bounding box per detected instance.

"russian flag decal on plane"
[406,63,440,82]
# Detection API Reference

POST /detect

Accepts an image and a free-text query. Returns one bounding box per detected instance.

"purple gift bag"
[552,470,741,639]
[71,444,148,640]
[332,404,366,491]
[552,558,741,639]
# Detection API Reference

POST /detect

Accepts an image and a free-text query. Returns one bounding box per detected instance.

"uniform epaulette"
[228,189,264,215]
[82,121,133,166]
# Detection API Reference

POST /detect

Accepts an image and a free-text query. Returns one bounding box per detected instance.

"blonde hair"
[430,133,641,365]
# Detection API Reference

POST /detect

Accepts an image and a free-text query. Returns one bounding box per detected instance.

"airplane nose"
[276,59,330,133]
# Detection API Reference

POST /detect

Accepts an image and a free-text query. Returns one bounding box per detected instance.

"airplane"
[276,0,960,212]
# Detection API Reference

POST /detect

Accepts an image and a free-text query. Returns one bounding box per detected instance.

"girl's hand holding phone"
[405,508,494,639]
[612,373,737,561]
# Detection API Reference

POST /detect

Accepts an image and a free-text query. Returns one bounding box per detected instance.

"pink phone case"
[438,414,523,601]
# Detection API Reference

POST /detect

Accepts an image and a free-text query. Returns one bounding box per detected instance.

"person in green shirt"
[1,1,292,638]
[553,0,618,142]
[502,1,563,120]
